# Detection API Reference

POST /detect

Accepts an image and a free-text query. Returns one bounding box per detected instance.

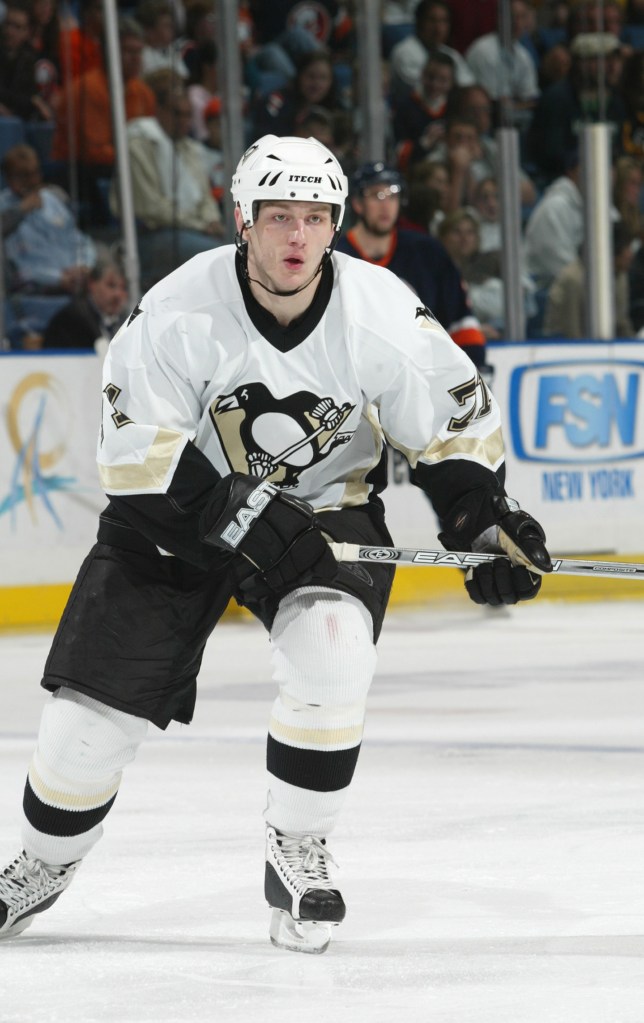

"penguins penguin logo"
[210,383,355,487]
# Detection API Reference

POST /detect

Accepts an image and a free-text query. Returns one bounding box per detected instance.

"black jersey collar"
[235,252,334,353]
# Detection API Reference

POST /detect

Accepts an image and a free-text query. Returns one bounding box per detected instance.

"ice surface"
[1,598,644,1022]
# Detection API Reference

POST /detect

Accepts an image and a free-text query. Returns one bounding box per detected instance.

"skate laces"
[0,853,68,911]
[277,833,337,889]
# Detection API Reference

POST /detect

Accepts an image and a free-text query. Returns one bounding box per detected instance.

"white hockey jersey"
[97,247,504,563]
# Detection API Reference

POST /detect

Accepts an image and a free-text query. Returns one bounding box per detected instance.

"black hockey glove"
[200,473,338,595]
[439,493,552,607]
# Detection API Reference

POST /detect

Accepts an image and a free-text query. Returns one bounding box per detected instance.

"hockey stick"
[329,543,644,581]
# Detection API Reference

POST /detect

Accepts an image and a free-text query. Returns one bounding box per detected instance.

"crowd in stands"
[2,0,644,350]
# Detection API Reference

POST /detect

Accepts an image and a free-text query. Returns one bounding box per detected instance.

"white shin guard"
[23,687,148,865]
[265,587,377,835]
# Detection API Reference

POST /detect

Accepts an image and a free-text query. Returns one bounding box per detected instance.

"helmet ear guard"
[231,135,348,253]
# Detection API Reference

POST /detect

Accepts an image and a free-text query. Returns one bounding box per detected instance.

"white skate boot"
[0,851,81,939]
[265,825,346,954]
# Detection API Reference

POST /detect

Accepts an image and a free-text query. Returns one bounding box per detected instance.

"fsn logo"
[537,372,638,446]
[508,359,644,465]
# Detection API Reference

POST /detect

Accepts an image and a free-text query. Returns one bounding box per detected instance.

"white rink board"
[382,340,644,555]
[2,341,643,588]
[488,340,644,553]
[0,353,104,585]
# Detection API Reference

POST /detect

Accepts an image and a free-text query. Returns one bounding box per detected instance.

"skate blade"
[269,908,334,954]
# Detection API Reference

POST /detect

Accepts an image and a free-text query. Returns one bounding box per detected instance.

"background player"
[336,161,488,369]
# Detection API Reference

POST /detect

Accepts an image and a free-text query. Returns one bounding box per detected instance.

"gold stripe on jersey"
[397,425,504,470]
[98,427,184,491]
[340,480,370,506]
[269,716,364,749]
[337,407,382,507]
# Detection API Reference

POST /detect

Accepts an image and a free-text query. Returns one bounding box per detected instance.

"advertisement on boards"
[0,353,105,585]
[2,341,642,589]
[380,340,644,556]
[489,341,644,554]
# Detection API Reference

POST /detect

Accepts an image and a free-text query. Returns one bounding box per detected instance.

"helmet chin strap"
[235,225,332,298]
[247,262,324,298]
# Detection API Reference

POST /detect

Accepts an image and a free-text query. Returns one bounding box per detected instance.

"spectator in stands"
[200,96,224,208]
[446,83,495,137]
[31,0,59,62]
[544,0,570,35]
[30,0,61,106]
[137,0,188,79]
[43,254,128,349]
[613,155,644,239]
[523,149,584,290]
[544,223,636,338]
[251,49,341,139]
[114,71,224,288]
[438,207,535,338]
[538,43,572,90]
[293,104,356,175]
[292,103,334,148]
[0,0,48,121]
[187,40,218,141]
[465,0,540,117]
[0,143,96,295]
[407,159,451,232]
[0,143,97,346]
[179,1,218,80]
[388,0,474,100]
[472,175,502,252]
[58,0,104,81]
[396,179,442,234]
[52,17,156,226]
[427,114,537,210]
[618,50,644,160]
[568,0,625,43]
[425,116,485,211]
[526,31,626,185]
[336,161,487,367]
[438,209,501,338]
[393,51,456,171]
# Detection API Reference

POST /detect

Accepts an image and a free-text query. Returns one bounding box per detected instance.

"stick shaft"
[329,543,644,580]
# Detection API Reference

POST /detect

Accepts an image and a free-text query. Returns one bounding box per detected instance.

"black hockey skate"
[0,851,81,939]
[265,825,346,954]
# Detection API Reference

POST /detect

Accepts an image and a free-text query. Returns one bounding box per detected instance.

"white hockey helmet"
[231,135,348,240]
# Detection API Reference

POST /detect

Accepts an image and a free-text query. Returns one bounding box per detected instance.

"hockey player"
[336,161,488,369]
[0,135,552,953]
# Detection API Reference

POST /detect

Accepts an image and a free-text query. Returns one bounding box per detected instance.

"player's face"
[355,185,401,236]
[241,201,335,293]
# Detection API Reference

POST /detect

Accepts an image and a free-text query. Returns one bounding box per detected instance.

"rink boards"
[2,342,644,628]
